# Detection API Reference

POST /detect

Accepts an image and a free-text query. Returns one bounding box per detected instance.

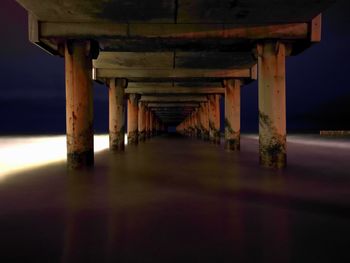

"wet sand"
[0,134,349,262]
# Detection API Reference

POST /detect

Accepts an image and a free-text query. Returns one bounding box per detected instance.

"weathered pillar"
[65,40,98,168]
[109,78,126,151]
[257,41,287,168]
[209,95,221,144]
[138,102,146,142]
[224,79,241,151]
[127,94,139,145]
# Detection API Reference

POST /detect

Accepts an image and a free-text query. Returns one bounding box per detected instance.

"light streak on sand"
[0,134,110,180]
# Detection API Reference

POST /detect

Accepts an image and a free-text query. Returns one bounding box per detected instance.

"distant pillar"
[138,102,146,142]
[127,94,139,145]
[152,115,157,136]
[209,95,221,144]
[109,78,126,151]
[199,103,209,140]
[258,41,287,168]
[195,109,201,139]
[224,79,241,151]
[214,95,221,144]
[145,109,150,139]
[150,112,154,137]
[189,113,194,137]
[65,40,98,168]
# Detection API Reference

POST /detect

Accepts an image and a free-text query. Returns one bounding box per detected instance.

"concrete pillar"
[127,94,139,145]
[138,102,146,142]
[257,41,287,168]
[65,40,98,168]
[200,102,209,140]
[209,95,221,144]
[225,79,241,151]
[214,95,221,144]
[109,78,126,151]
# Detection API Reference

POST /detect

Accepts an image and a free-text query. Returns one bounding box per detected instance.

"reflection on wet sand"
[0,134,349,262]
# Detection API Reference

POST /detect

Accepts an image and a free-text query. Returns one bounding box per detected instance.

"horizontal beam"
[151,108,194,112]
[125,87,225,95]
[40,22,308,40]
[95,68,251,79]
[141,95,207,103]
[147,103,199,108]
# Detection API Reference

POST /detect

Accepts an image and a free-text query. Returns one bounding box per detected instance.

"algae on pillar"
[257,41,288,168]
[65,40,99,168]
[109,78,126,151]
[127,94,139,145]
[224,79,241,151]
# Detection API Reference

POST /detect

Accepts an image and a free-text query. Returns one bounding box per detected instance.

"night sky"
[0,0,349,134]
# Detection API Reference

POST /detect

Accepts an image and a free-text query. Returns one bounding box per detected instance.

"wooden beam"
[310,14,322,42]
[125,87,225,95]
[39,22,308,40]
[147,103,199,108]
[140,96,208,103]
[96,68,251,79]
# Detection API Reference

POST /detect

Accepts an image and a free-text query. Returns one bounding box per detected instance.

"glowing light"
[0,134,109,180]
[124,133,128,145]
[246,135,350,149]
[92,67,97,80]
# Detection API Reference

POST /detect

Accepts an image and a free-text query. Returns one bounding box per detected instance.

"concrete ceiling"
[15,0,331,125]
[16,0,333,24]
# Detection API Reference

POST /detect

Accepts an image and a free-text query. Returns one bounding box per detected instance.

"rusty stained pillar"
[225,79,241,151]
[209,95,221,144]
[127,94,139,145]
[65,40,98,169]
[109,78,126,152]
[138,101,146,142]
[258,41,288,168]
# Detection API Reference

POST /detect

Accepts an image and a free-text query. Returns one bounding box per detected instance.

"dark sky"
[0,0,349,134]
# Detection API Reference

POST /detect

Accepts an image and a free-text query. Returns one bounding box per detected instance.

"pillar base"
[225,136,240,151]
[67,150,94,169]
[259,131,286,169]
[109,131,125,152]
[139,131,146,142]
[202,131,210,141]
[128,131,138,145]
